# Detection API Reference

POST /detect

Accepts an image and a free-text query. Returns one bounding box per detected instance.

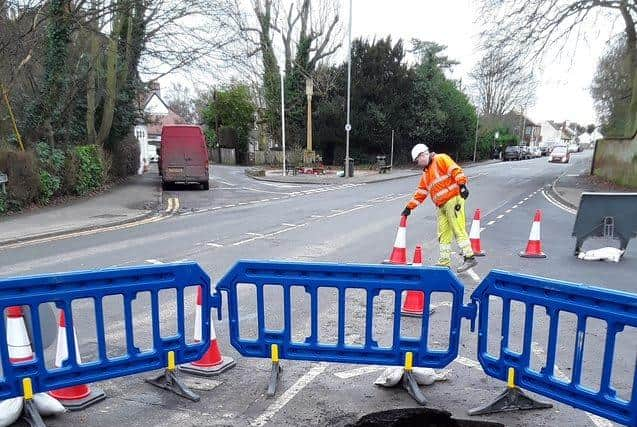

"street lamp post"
[280,71,286,176]
[305,77,313,152]
[345,0,353,178]
[473,112,479,162]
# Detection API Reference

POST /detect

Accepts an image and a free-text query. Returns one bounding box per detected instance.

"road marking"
[430,301,452,310]
[327,205,369,218]
[232,224,307,246]
[518,200,525,204]
[334,366,383,379]
[282,223,297,227]
[206,243,223,248]
[214,179,235,186]
[245,232,264,237]
[480,227,485,232]
[238,202,248,205]
[224,204,236,208]
[466,269,481,284]
[259,199,271,202]
[310,215,324,219]
[524,197,529,201]
[542,190,577,215]
[455,357,481,369]
[496,214,504,219]
[270,197,280,200]
[250,363,327,427]
[505,209,512,213]
[486,220,496,226]
[483,199,509,217]
[145,259,163,264]
[512,205,518,209]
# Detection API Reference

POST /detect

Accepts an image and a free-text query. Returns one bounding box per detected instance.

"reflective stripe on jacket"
[406,153,468,209]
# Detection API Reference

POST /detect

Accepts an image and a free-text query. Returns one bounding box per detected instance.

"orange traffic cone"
[7,306,34,363]
[48,310,105,410]
[385,215,408,264]
[520,210,547,258]
[401,246,426,317]
[469,209,486,256]
[180,287,236,377]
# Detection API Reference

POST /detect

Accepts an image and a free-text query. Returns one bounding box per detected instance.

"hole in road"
[318,287,339,345]
[345,288,366,346]
[372,290,395,349]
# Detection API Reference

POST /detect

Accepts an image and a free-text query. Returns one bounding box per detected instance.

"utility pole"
[344,0,353,178]
[473,111,479,162]
[280,71,286,176]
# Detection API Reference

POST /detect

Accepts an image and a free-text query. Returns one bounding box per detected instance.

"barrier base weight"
[267,362,282,397]
[22,399,46,427]
[468,386,552,416]
[401,370,427,406]
[146,369,200,402]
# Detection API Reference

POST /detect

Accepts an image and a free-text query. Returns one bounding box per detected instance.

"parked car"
[549,145,570,163]
[539,143,550,156]
[519,146,531,159]
[530,147,542,158]
[503,145,522,161]
[159,125,210,190]
[567,143,579,153]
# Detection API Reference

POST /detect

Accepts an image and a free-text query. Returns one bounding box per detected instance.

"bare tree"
[470,50,538,118]
[478,0,637,135]
[164,82,197,123]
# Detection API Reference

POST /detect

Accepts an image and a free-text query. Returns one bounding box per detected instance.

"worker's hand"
[401,207,411,217]
[460,184,469,199]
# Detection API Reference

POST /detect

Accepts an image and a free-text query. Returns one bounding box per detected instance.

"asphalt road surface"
[1,150,633,427]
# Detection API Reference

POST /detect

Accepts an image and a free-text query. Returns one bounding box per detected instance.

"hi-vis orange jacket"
[406,153,468,209]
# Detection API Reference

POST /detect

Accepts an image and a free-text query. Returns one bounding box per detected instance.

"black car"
[503,146,522,161]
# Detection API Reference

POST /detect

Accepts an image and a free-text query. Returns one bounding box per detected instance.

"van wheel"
[201,181,210,191]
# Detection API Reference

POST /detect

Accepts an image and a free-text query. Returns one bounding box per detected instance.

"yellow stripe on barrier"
[507,367,515,389]
[167,351,176,372]
[404,352,413,372]
[22,377,34,400]
[271,344,279,363]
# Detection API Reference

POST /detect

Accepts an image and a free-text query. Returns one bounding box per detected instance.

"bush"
[108,133,141,178]
[35,142,65,202]
[0,192,6,214]
[39,170,61,203]
[75,145,104,195]
[61,149,78,195]
[0,150,40,210]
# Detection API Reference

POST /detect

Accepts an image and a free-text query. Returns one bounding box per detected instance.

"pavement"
[0,149,635,427]
[0,166,162,247]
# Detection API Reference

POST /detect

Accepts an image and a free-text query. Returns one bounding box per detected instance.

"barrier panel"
[0,262,212,401]
[471,270,637,426]
[215,260,476,368]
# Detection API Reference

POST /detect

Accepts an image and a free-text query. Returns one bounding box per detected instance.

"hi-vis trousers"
[437,195,473,266]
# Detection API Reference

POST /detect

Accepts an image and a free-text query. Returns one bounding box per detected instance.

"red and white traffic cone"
[48,310,105,410]
[384,215,408,264]
[7,306,34,364]
[401,246,426,316]
[520,209,547,258]
[469,209,486,257]
[180,287,236,377]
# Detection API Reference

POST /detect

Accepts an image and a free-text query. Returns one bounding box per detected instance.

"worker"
[401,144,477,273]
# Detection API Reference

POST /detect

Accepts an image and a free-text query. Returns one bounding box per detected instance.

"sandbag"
[34,393,66,416]
[0,397,23,427]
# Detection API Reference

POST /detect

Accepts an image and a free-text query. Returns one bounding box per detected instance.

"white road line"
[479,227,485,232]
[466,269,481,284]
[518,200,525,204]
[487,220,496,226]
[505,209,512,213]
[238,202,248,205]
[455,357,481,369]
[224,204,236,208]
[310,215,324,219]
[215,179,235,186]
[232,237,259,246]
[145,259,163,264]
[327,206,369,218]
[281,223,297,227]
[270,197,280,200]
[334,366,383,379]
[542,190,577,215]
[512,205,518,209]
[496,214,504,219]
[259,199,271,202]
[206,243,223,248]
[245,232,264,237]
[384,194,410,202]
[430,301,452,310]
[524,197,529,201]
[529,194,534,198]
[250,363,327,427]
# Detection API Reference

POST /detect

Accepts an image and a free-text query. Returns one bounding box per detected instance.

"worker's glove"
[401,207,411,217]
[459,184,469,199]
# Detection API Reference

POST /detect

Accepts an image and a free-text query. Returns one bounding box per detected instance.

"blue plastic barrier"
[471,270,637,426]
[215,260,476,368]
[0,262,213,400]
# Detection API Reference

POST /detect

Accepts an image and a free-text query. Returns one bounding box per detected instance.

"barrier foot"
[22,399,47,427]
[401,370,428,406]
[468,386,552,416]
[146,369,200,402]
[266,362,282,397]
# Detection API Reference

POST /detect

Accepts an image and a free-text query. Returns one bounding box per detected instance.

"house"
[539,121,562,147]
[502,110,541,146]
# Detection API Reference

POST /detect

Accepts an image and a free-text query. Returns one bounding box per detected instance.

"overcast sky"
[347,0,619,125]
[159,0,621,126]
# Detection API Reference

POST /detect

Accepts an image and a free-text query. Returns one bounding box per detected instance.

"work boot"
[457,256,477,273]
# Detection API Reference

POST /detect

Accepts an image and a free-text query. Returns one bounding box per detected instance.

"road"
[0,150,634,427]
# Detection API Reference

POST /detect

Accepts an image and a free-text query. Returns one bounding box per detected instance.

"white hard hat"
[411,144,429,161]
